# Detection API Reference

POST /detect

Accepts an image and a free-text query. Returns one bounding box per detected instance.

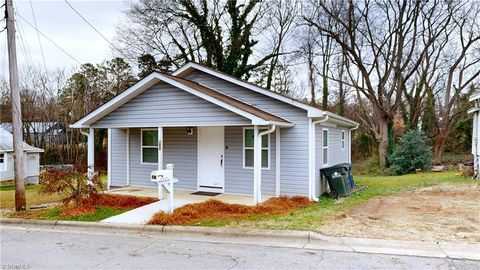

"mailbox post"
[151,164,178,213]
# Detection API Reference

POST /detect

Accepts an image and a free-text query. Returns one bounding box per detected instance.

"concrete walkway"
[100,199,192,224]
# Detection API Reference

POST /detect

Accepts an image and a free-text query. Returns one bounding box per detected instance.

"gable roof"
[0,127,44,153]
[162,74,290,123]
[173,62,326,116]
[70,72,292,128]
[172,62,359,127]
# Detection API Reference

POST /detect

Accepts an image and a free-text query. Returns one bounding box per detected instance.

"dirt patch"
[319,183,480,243]
[149,196,311,225]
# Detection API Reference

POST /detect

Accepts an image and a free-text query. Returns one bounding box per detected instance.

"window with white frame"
[243,128,269,169]
[341,130,345,150]
[0,153,5,171]
[141,129,158,164]
[323,129,328,164]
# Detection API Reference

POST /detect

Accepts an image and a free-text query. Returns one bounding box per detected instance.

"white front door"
[198,126,225,191]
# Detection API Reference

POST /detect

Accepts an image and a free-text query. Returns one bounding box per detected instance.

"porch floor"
[101,186,272,224]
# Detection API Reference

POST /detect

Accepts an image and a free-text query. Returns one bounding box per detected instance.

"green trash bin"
[321,164,353,198]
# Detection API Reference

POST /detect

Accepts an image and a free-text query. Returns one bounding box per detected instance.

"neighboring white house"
[0,127,44,183]
[469,92,480,178]
[71,62,359,203]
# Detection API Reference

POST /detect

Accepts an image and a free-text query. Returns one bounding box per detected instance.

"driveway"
[1,225,479,270]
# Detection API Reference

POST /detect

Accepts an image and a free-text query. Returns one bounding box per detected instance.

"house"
[71,62,359,203]
[0,127,44,183]
[1,122,67,145]
[469,92,480,178]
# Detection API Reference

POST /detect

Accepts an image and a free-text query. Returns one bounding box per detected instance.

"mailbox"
[150,164,178,213]
[151,169,173,182]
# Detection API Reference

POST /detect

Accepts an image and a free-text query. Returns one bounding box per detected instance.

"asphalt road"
[1,225,478,270]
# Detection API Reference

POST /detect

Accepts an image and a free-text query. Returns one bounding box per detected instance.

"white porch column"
[275,128,281,197]
[107,129,111,189]
[253,125,261,204]
[87,128,95,186]
[158,127,164,170]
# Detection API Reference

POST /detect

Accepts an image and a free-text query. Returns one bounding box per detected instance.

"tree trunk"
[434,129,448,165]
[377,112,389,169]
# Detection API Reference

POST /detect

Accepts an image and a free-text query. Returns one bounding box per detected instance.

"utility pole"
[6,0,26,211]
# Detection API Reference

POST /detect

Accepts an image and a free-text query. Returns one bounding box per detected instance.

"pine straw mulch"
[59,193,158,217]
[149,196,312,225]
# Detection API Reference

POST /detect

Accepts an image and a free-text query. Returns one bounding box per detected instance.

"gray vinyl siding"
[224,126,276,196]
[128,128,197,190]
[92,82,250,128]
[110,128,128,186]
[186,71,309,196]
[315,125,350,196]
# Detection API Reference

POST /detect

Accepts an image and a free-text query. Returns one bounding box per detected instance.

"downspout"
[256,125,276,203]
[348,124,359,164]
[310,115,329,202]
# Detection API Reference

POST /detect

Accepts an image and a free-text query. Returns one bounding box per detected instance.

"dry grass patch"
[58,193,158,217]
[149,196,311,225]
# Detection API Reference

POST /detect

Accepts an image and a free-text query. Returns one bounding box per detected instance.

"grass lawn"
[198,171,472,230]
[0,180,64,210]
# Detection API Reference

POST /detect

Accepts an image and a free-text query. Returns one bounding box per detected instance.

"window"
[243,128,269,169]
[323,129,328,165]
[141,129,158,164]
[0,153,5,171]
[341,130,345,150]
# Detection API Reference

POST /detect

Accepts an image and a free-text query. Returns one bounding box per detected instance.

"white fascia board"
[70,72,284,128]
[468,107,480,114]
[312,111,359,128]
[70,73,161,128]
[469,92,480,102]
[173,63,325,115]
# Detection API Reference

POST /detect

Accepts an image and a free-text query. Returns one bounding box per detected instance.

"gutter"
[348,124,359,164]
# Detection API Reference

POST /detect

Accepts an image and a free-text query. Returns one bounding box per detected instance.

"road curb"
[1,218,478,261]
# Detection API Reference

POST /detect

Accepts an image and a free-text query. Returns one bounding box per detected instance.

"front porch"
[101,186,273,224]
[107,186,272,206]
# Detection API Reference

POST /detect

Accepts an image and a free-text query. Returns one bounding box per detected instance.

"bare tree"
[116,0,286,79]
[303,0,454,168]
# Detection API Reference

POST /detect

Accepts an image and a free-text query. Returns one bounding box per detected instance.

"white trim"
[158,127,164,170]
[70,73,161,128]
[107,128,111,189]
[275,128,280,197]
[197,126,225,193]
[0,153,6,171]
[140,128,159,165]
[341,130,346,150]
[126,128,130,185]
[70,72,294,128]
[242,127,270,170]
[172,62,325,117]
[348,125,359,164]
[322,128,329,166]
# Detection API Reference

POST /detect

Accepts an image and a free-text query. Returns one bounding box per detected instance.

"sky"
[1,0,128,78]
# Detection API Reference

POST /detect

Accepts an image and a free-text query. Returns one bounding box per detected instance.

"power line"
[29,0,48,72]
[64,0,129,59]
[16,12,81,65]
